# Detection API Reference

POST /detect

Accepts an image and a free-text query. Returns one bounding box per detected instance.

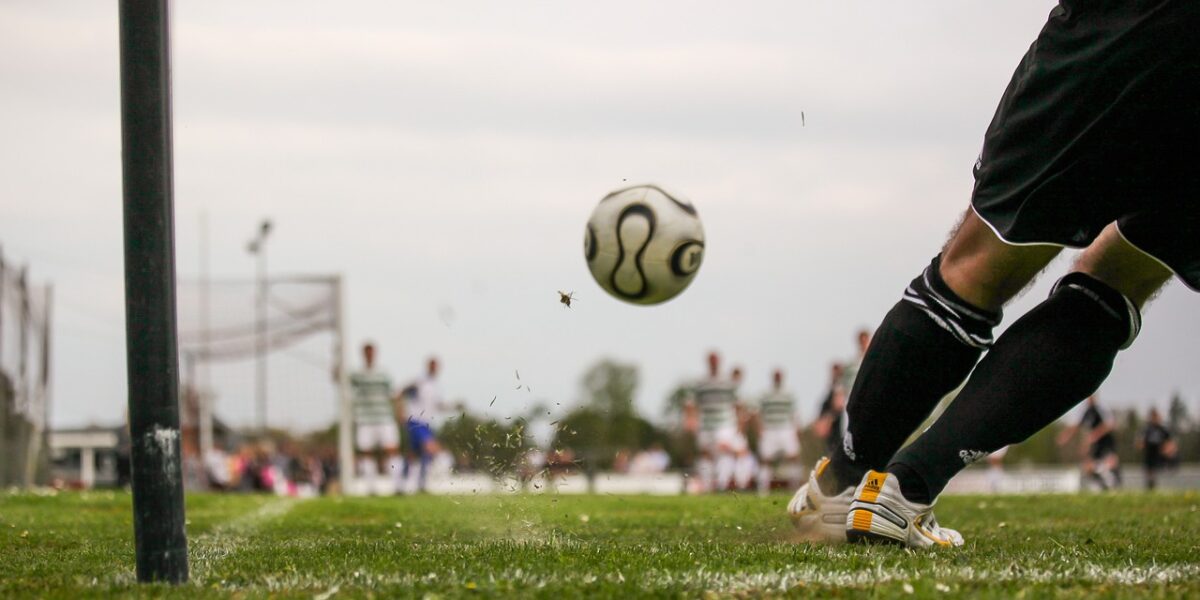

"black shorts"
[971,0,1200,291]
[1088,438,1117,461]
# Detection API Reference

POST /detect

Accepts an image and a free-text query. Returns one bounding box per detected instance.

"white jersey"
[407,375,443,425]
[691,377,739,433]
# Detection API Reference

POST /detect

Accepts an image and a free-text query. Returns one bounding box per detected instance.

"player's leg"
[1080,455,1102,491]
[826,209,1059,491]
[756,453,774,496]
[734,453,752,491]
[371,422,400,495]
[1099,451,1118,489]
[756,431,780,495]
[356,425,380,485]
[417,431,440,493]
[773,431,803,491]
[756,458,774,496]
[695,450,715,493]
[714,451,736,492]
[714,432,739,491]
[693,429,716,493]
[885,223,1171,506]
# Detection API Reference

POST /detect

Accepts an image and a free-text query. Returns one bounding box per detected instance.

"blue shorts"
[406,419,435,454]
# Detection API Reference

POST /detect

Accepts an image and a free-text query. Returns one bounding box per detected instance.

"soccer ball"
[584,184,705,305]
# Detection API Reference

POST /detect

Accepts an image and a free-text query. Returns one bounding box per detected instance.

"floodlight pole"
[247,219,272,432]
[119,0,189,584]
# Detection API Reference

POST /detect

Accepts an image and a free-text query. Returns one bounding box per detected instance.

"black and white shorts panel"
[969,0,1200,291]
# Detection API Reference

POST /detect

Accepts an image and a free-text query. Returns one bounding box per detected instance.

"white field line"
[189,498,300,580]
[206,557,1200,593]
[95,497,302,587]
[70,561,1200,594]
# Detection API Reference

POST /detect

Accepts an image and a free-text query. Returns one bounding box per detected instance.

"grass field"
[2,490,1199,598]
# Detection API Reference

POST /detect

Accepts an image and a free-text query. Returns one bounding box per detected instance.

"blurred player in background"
[400,356,446,494]
[811,331,868,457]
[683,352,744,492]
[839,329,872,399]
[1057,395,1122,491]
[349,342,403,495]
[754,368,802,495]
[986,445,1009,493]
[729,365,757,490]
[1136,407,1177,491]
[812,362,847,455]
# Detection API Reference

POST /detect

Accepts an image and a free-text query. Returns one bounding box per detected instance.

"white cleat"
[845,470,963,548]
[787,457,855,543]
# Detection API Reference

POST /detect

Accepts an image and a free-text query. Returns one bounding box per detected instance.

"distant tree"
[1168,392,1190,432]
[581,359,639,417]
[439,411,530,478]
[551,359,669,470]
[1005,421,1069,465]
[1117,408,1142,464]
[662,384,690,418]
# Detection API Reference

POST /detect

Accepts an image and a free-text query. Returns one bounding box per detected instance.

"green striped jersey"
[349,370,394,425]
[692,378,738,432]
[756,391,797,429]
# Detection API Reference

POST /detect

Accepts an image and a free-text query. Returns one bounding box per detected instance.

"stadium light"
[247,219,272,431]
[119,0,189,584]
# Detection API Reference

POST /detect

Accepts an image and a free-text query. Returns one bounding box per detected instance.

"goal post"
[334,276,355,496]
[119,0,188,584]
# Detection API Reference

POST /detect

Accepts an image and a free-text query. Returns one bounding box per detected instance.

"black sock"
[890,462,931,504]
[889,272,1140,499]
[828,255,1000,490]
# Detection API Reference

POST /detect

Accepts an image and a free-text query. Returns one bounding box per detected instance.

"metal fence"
[0,247,52,488]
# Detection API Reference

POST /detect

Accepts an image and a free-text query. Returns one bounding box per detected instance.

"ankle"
[823,454,865,494]
[888,463,932,504]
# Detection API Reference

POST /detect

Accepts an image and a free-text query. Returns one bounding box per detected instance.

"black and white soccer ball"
[583,184,705,305]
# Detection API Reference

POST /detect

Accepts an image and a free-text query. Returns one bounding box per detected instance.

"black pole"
[256,243,266,430]
[119,0,189,584]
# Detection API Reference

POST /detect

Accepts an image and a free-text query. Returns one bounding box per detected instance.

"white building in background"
[48,426,123,489]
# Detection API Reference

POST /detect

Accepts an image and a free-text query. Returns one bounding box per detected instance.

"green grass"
[2,490,1199,598]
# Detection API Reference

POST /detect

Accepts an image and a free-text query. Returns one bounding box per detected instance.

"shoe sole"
[846,527,904,546]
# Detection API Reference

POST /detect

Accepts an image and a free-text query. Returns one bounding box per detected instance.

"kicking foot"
[845,470,963,548]
[787,457,855,543]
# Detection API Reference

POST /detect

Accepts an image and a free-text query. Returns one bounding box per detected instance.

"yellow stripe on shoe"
[850,508,873,531]
[859,470,887,503]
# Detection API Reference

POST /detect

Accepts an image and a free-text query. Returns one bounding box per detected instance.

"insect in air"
[557,291,576,308]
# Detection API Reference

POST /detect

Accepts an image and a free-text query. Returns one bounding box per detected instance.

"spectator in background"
[629,443,671,475]
[1137,408,1177,491]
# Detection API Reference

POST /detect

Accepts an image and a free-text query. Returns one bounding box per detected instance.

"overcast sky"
[2,0,1196,433]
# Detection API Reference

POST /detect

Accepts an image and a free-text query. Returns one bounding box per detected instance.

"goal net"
[175,274,353,489]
